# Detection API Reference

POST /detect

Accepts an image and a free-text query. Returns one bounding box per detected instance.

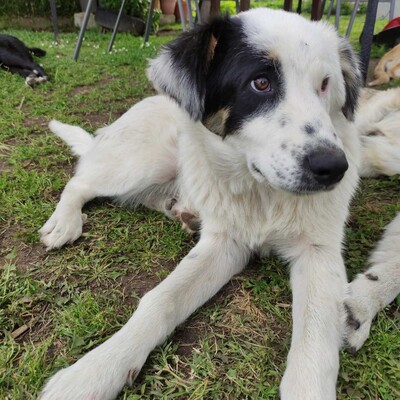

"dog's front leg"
[345,212,400,351]
[40,232,250,400]
[280,243,346,400]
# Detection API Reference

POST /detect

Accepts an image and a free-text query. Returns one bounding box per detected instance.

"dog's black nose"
[307,149,348,186]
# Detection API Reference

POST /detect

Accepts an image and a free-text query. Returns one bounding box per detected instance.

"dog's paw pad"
[166,199,200,233]
[181,211,201,233]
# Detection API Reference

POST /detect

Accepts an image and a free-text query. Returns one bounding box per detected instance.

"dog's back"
[0,34,45,59]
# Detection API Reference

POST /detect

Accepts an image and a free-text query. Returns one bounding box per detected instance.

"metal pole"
[311,0,323,20]
[360,0,379,83]
[346,0,361,37]
[326,0,334,19]
[73,0,96,61]
[49,0,59,43]
[187,0,194,29]
[144,0,156,43]
[177,0,187,31]
[335,0,341,29]
[283,0,293,12]
[389,0,395,21]
[108,0,127,52]
[195,0,201,24]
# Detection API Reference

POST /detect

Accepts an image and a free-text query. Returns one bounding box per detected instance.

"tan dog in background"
[369,44,400,86]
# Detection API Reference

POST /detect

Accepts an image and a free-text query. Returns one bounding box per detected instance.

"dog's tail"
[30,47,46,57]
[49,120,94,156]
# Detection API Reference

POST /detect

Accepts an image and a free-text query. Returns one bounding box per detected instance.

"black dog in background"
[0,34,48,86]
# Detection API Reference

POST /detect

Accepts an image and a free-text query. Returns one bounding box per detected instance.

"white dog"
[38,9,398,400]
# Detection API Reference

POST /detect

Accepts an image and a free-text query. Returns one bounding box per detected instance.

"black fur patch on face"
[202,19,285,136]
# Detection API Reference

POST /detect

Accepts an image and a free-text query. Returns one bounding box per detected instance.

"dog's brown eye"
[251,77,271,92]
[321,77,329,92]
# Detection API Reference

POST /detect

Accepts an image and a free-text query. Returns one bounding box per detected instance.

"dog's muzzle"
[305,148,349,186]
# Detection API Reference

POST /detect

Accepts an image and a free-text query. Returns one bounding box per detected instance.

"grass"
[0,10,399,400]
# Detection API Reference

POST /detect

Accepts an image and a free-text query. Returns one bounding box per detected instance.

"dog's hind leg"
[39,176,98,250]
[40,162,180,250]
[344,213,400,352]
[40,109,185,249]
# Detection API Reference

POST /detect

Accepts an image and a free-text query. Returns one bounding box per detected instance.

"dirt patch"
[157,29,180,37]
[0,157,9,173]
[78,107,128,128]
[23,115,49,129]
[114,266,169,304]
[0,16,74,31]
[0,146,11,173]
[79,111,114,127]
[174,320,209,358]
[69,76,115,97]
[70,85,92,97]
[0,225,48,274]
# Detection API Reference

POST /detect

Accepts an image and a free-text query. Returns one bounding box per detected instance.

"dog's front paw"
[39,349,138,400]
[343,299,372,353]
[343,275,378,353]
[39,212,87,250]
[25,74,48,87]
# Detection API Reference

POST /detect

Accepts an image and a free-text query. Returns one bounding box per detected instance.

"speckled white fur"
[39,9,366,400]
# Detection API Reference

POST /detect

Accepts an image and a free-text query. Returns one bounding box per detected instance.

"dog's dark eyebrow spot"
[281,143,287,150]
[303,124,316,135]
[365,273,379,281]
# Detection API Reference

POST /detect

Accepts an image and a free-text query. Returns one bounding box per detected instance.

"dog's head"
[148,9,361,194]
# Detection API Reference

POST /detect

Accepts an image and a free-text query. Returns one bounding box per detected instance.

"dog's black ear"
[338,37,362,121]
[147,17,230,121]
